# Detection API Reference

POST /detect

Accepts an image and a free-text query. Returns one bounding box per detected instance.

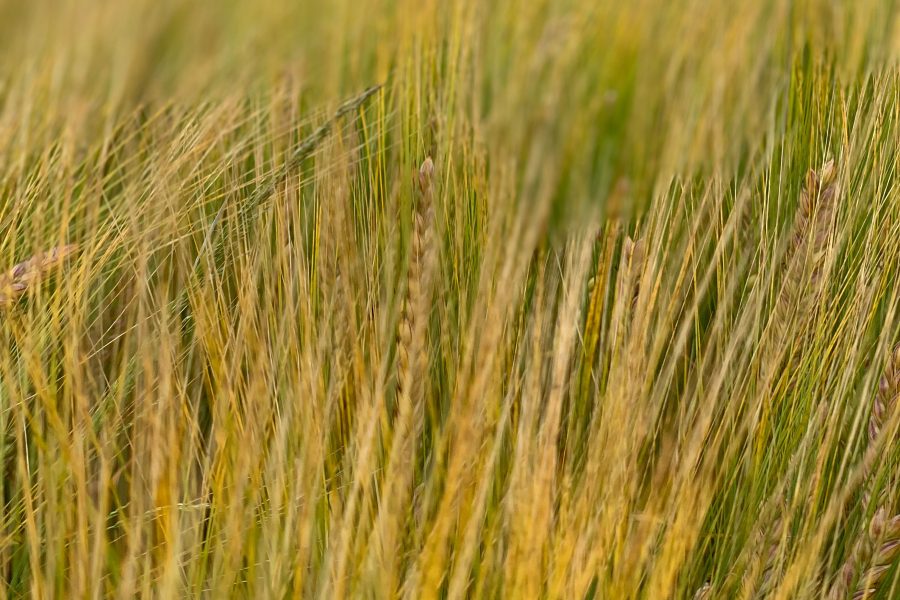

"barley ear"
[692,581,711,600]
[830,344,900,599]
[870,344,900,443]
[852,511,900,600]
[740,494,790,600]
[849,344,900,599]
[0,244,78,306]
[767,159,838,369]
[397,156,436,404]
[364,157,437,596]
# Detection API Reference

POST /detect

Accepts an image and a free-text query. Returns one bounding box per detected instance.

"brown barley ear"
[870,344,900,444]
[851,510,900,600]
[0,244,78,306]
[742,501,789,599]
[758,534,787,597]
[862,343,900,511]
[691,581,711,600]
[829,344,900,599]
[767,158,839,367]
[850,342,900,599]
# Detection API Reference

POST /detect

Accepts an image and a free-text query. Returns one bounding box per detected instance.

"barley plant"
[2,1,900,598]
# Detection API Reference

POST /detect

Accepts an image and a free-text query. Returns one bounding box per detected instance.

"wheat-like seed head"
[692,581,711,599]
[848,364,900,600]
[363,157,437,596]
[397,157,436,403]
[852,510,900,600]
[870,344,900,443]
[830,344,900,599]
[0,244,78,306]
[609,234,646,354]
[794,159,837,250]
[766,159,839,372]
[742,500,789,599]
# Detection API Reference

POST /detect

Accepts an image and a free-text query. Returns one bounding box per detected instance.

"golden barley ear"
[363,157,438,596]
[397,156,436,404]
[0,244,78,306]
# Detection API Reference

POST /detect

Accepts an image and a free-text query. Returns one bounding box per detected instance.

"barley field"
[1,0,900,598]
